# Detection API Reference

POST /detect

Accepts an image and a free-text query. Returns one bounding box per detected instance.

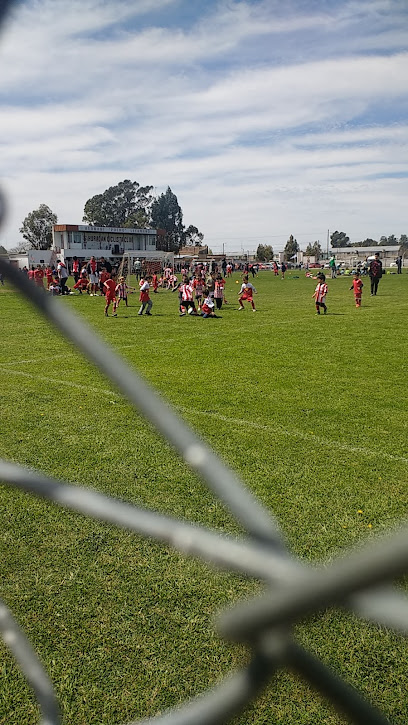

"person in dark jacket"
[369,252,383,296]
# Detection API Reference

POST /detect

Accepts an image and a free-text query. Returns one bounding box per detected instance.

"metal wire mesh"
[3,231,408,725]
[1,4,408,723]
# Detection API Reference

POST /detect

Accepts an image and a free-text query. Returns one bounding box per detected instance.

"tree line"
[330,231,408,249]
[14,180,204,253]
[257,232,408,262]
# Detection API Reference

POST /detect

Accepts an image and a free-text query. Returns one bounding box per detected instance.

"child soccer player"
[238,275,257,311]
[116,276,134,309]
[45,266,54,289]
[214,273,226,310]
[73,271,90,294]
[312,273,328,315]
[99,267,109,296]
[201,293,219,318]
[138,275,153,315]
[104,273,117,316]
[48,279,61,295]
[33,265,45,288]
[179,276,197,316]
[192,273,205,312]
[350,272,363,307]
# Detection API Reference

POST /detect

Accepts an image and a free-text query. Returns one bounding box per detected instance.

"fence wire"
[2,235,408,725]
[0,4,407,722]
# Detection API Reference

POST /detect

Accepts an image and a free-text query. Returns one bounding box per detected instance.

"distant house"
[7,249,53,270]
[52,224,161,266]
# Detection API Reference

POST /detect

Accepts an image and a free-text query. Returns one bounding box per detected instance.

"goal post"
[117,252,174,283]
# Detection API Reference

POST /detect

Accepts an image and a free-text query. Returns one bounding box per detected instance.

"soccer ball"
[236,280,239,283]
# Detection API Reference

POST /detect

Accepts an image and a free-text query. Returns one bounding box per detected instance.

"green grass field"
[1,269,407,724]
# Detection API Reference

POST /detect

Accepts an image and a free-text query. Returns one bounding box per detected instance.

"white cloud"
[0,0,407,250]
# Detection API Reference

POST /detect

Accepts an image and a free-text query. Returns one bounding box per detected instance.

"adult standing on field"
[396,255,403,274]
[134,258,142,281]
[369,252,383,296]
[100,257,112,276]
[329,254,337,278]
[57,259,69,295]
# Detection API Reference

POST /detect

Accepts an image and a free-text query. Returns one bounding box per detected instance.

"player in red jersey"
[73,272,90,294]
[192,273,205,311]
[312,273,328,315]
[238,275,257,311]
[138,275,153,315]
[350,272,363,307]
[99,268,109,295]
[33,265,44,288]
[104,273,117,316]
[45,266,53,289]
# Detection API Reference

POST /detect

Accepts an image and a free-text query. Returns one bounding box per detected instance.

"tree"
[399,234,408,259]
[256,244,273,261]
[330,230,350,248]
[19,204,57,250]
[283,234,299,261]
[151,186,184,252]
[9,240,33,254]
[83,180,154,227]
[304,241,322,259]
[183,225,204,247]
[386,234,397,245]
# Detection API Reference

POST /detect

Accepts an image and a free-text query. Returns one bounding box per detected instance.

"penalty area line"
[176,406,408,465]
[1,367,406,465]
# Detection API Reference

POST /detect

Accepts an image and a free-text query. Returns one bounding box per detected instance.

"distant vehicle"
[309,262,323,269]
[389,262,398,267]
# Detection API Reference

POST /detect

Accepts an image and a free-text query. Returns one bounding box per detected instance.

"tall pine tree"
[151,187,184,252]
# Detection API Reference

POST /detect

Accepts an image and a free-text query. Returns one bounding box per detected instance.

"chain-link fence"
[2,221,408,725]
[1,3,408,723]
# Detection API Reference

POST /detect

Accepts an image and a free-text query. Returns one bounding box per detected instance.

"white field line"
[0,343,172,368]
[1,366,407,465]
[177,408,408,466]
[0,353,68,366]
[0,367,114,397]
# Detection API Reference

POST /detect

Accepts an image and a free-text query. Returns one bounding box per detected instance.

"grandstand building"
[52,224,159,265]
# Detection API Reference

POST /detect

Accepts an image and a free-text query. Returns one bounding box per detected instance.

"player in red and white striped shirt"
[179,276,198,316]
[312,273,328,315]
[192,274,205,311]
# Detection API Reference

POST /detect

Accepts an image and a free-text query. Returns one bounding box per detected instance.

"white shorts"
[90,273,98,284]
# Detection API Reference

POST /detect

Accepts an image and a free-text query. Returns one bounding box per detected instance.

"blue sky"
[0,0,407,253]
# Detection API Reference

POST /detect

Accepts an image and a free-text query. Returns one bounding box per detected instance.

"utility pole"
[327,229,330,257]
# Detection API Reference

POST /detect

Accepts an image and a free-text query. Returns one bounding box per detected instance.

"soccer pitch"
[1,270,407,724]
